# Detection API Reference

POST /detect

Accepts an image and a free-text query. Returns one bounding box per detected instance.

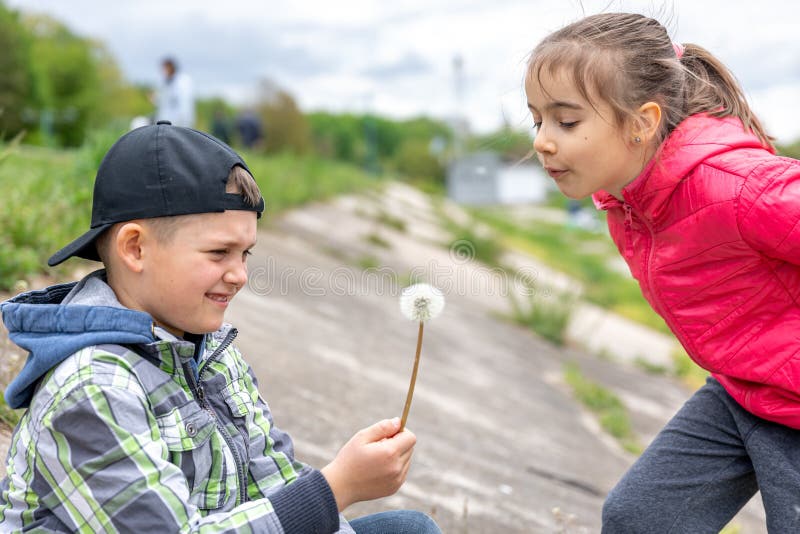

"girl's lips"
[545,167,567,179]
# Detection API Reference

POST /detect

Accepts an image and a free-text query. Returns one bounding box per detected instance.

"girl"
[525,12,800,533]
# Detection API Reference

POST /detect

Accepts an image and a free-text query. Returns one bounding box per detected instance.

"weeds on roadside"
[510,285,574,346]
[471,209,670,335]
[364,232,391,249]
[0,395,20,430]
[671,348,709,390]
[374,210,407,232]
[564,362,641,454]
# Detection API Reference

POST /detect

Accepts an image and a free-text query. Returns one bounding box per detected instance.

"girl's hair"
[527,13,772,148]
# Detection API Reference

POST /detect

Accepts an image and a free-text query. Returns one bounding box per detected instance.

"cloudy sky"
[8,0,800,143]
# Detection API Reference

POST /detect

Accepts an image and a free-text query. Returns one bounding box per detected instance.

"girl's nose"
[533,127,555,155]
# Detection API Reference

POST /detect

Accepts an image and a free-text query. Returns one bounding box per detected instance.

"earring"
[634,136,641,143]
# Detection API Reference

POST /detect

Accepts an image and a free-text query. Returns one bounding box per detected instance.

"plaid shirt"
[0,324,348,533]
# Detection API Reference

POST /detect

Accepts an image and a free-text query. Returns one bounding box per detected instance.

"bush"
[392,139,444,183]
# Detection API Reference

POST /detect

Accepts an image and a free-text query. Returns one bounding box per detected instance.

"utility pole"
[452,53,466,160]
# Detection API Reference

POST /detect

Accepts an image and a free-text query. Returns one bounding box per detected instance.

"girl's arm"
[738,157,800,263]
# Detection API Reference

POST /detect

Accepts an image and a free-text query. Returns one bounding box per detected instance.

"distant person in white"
[155,57,195,128]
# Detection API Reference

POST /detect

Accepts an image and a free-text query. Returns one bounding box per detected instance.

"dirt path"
[0,183,767,532]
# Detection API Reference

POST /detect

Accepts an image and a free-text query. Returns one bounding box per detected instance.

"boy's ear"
[634,101,662,143]
[114,222,147,273]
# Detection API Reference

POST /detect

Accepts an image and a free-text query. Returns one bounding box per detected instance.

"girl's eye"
[532,121,542,132]
[560,121,578,129]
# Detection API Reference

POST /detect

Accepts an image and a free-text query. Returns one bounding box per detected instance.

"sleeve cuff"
[270,469,339,534]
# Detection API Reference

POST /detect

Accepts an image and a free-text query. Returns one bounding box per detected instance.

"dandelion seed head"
[400,283,445,322]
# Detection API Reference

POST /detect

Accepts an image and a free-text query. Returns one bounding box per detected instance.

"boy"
[0,122,440,533]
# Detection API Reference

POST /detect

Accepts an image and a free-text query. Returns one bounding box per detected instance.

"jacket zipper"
[628,203,676,337]
[183,329,249,506]
[623,204,634,259]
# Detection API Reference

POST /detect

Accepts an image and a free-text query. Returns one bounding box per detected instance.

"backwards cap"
[48,120,264,266]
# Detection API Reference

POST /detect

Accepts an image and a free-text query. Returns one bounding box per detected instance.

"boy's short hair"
[48,121,265,266]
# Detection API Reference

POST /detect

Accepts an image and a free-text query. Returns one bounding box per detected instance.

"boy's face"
[137,209,257,337]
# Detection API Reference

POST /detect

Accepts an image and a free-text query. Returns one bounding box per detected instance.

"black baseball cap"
[48,120,265,266]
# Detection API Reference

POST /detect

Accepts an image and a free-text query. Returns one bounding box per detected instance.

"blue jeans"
[603,376,800,533]
[350,510,441,534]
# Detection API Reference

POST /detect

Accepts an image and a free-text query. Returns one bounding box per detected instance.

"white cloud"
[8,0,800,142]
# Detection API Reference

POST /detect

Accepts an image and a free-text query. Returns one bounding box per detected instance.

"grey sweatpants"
[603,377,800,533]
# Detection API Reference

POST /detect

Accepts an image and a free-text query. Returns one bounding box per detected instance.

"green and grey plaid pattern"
[0,326,344,532]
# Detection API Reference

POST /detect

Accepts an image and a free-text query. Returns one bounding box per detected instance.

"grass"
[445,225,505,268]
[672,348,709,390]
[355,255,381,270]
[0,143,92,290]
[364,232,392,249]
[374,210,407,232]
[510,287,575,346]
[472,208,671,335]
[564,362,641,455]
[633,357,669,376]
[0,395,21,429]
[0,136,384,291]
[242,150,384,213]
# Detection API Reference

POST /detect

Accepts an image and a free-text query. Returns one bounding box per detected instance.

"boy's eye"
[243,250,253,259]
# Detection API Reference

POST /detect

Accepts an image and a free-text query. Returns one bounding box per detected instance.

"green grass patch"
[374,210,407,232]
[510,288,574,346]
[241,150,384,213]
[355,255,380,270]
[633,357,669,376]
[564,362,641,454]
[671,348,709,390]
[473,209,670,335]
[445,226,504,268]
[0,393,22,429]
[0,143,93,289]
[364,232,391,249]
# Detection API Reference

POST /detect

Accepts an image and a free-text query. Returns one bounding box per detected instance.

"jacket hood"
[1,270,155,409]
[593,113,773,212]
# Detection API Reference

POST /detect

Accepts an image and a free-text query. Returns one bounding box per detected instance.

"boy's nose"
[224,260,248,288]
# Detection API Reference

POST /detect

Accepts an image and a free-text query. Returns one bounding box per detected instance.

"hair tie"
[672,42,684,59]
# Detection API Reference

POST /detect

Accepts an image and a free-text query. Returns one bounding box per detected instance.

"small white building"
[446,151,550,205]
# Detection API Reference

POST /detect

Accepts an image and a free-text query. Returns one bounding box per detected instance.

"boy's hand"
[321,417,416,511]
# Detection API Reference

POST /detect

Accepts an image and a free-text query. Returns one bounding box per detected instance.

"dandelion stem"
[400,321,424,431]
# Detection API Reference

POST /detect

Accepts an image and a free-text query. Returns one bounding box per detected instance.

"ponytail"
[527,14,773,150]
[679,43,773,149]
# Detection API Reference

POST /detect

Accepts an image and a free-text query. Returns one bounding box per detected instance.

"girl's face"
[525,67,646,200]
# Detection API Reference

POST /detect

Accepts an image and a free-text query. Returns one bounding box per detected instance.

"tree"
[0,4,35,140]
[93,41,151,126]
[254,79,311,154]
[24,14,103,146]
